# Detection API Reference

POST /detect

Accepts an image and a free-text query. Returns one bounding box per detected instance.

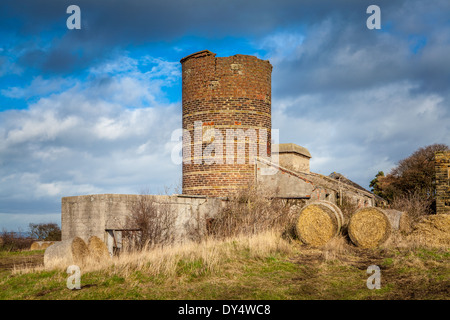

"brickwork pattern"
[435,151,450,214]
[181,51,272,196]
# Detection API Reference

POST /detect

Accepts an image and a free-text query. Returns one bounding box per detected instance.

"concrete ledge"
[274,143,311,158]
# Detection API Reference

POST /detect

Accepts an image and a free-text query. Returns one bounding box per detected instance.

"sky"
[1,0,449,231]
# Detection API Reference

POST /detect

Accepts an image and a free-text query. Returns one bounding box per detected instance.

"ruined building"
[61,50,377,253]
[436,151,450,214]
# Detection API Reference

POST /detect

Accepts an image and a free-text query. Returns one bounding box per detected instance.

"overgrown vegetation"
[208,185,296,239]
[0,229,448,300]
[0,231,34,252]
[0,180,447,300]
[123,196,177,250]
[370,143,449,214]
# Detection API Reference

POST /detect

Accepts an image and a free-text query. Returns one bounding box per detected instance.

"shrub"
[28,223,61,241]
[207,184,296,239]
[123,196,177,250]
[0,230,34,252]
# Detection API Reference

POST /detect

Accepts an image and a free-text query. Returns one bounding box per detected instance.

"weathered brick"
[435,151,450,214]
[181,50,272,196]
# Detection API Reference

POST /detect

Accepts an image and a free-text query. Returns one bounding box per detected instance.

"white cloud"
[257,31,305,63]
[272,81,450,188]
[0,54,183,227]
[1,76,74,99]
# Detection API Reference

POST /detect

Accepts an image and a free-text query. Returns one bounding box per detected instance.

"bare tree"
[124,196,177,250]
[28,222,61,241]
[208,184,295,239]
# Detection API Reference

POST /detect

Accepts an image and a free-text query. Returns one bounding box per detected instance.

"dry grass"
[407,214,450,247]
[391,192,432,223]
[208,185,295,239]
[5,224,448,300]
[13,230,293,278]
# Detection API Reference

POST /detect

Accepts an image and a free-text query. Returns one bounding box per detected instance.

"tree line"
[369,143,449,215]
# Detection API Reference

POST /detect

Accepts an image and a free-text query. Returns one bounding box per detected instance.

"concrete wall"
[277,153,311,174]
[255,158,374,207]
[61,194,225,244]
[274,143,311,174]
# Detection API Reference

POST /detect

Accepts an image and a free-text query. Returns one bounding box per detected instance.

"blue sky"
[1,0,450,231]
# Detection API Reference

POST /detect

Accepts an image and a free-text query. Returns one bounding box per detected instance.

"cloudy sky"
[1,0,449,231]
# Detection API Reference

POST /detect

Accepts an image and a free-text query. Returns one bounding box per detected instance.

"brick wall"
[435,151,450,214]
[181,50,272,196]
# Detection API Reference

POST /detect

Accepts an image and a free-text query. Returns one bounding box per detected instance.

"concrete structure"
[62,194,225,250]
[275,143,311,174]
[255,157,376,207]
[181,50,272,197]
[435,151,450,214]
[61,50,378,252]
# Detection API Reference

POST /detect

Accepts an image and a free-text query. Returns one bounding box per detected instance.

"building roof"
[274,143,311,158]
[328,172,370,193]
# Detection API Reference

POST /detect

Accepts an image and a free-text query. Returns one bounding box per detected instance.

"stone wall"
[435,151,450,214]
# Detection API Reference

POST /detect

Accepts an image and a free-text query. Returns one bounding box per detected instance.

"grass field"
[0,231,448,300]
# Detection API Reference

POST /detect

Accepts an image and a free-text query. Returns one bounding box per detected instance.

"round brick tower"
[180,50,272,197]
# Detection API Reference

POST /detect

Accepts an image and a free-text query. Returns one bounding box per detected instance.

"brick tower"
[180,50,272,196]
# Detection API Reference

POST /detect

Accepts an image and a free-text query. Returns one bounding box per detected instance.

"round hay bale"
[348,207,391,248]
[40,241,55,250]
[383,209,411,233]
[30,241,42,250]
[44,237,89,269]
[87,236,110,261]
[295,201,344,247]
[31,241,56,250]
[409,214,450,246]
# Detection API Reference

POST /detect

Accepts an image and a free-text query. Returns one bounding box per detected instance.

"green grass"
[0,239,448,300]
[0,249,45,257]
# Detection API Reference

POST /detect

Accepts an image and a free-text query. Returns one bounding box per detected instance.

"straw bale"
[30,241,56,250]
[384,209,412,233]
[295,201,343,247]
[44,237,89,268]
[409,214,450,246]
[30,241,42,250]
[88,236,111,261]
[348,207,391,248]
